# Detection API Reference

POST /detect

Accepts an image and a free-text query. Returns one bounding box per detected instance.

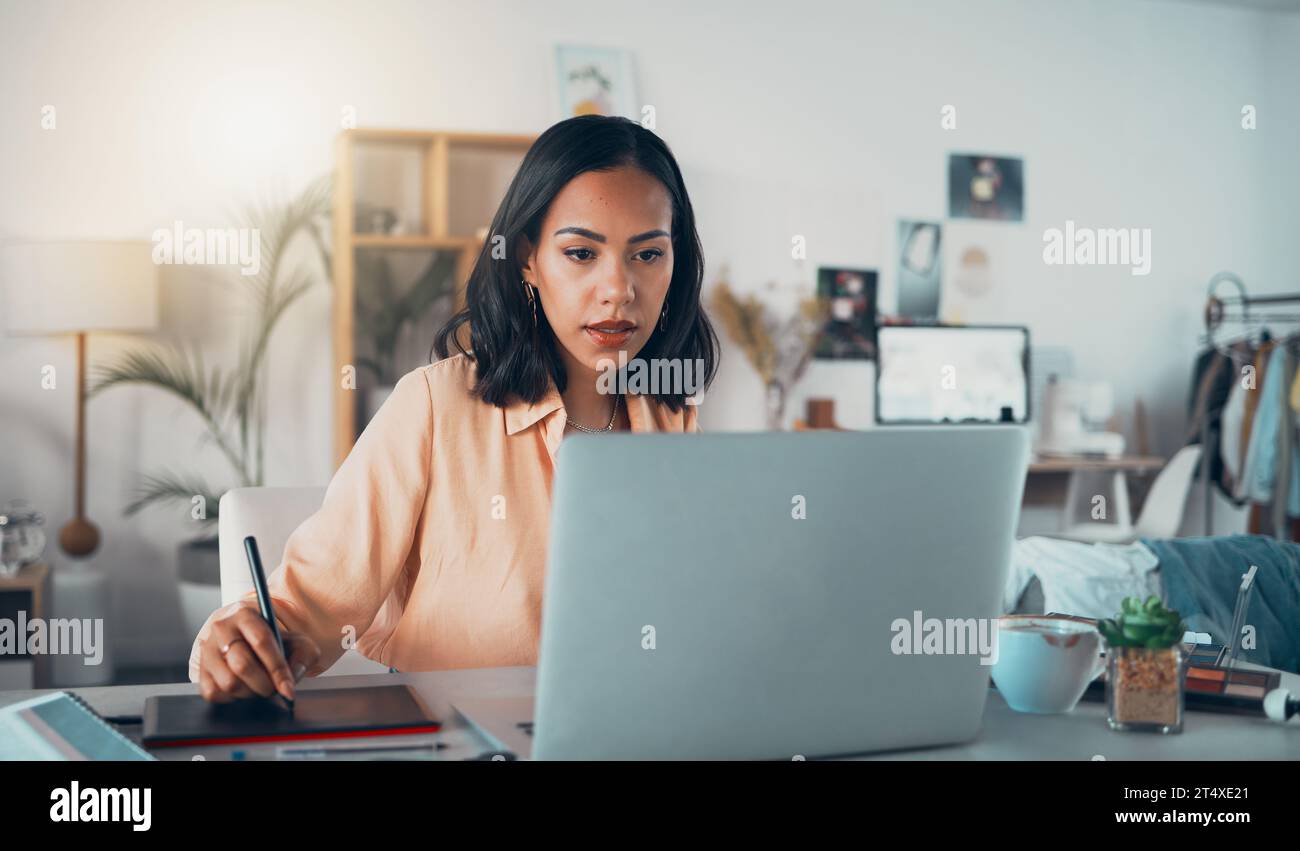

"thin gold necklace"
[566,394,621,433]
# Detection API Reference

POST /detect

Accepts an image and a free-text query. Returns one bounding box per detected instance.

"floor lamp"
[1,241,158,684]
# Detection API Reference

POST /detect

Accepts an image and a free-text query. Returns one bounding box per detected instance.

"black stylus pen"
[243,535,294,715]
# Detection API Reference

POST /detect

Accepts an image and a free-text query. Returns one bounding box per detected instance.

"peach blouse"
[189,353,699,681]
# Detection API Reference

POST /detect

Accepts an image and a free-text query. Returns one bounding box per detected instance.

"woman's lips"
[585,322,636,348]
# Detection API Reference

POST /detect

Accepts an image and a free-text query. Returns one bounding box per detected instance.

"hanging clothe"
[1273,348,1297,537]
[1242,345,1288,503]
[1220,372,1246,494]
[1240,341,1300,540]
[1186,346,1236,500]
[1237,339,1275,505]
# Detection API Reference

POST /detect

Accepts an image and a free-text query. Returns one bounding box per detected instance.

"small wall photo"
[948,154,1024,222]
[813,267,878,360]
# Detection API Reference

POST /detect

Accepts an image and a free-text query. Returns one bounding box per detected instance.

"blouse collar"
[503,380,654,435]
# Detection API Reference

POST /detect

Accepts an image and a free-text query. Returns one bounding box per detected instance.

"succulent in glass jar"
[1099,596,1187,734]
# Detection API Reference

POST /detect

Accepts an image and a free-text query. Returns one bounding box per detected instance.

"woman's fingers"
[201,605,283,700]
[221,635,280,699]
[230,607,297,700]
[197,602,324,703]
[199,634,254,701]
[198,663,229,703]
[282,631,322,682]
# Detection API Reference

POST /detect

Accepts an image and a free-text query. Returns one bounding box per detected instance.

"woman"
[190,115,719,703]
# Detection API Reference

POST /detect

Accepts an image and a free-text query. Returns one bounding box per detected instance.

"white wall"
[1,0,1297,667]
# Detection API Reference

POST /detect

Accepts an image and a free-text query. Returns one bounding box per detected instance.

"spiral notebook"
[142,685,441,748]
[0,691,155,760]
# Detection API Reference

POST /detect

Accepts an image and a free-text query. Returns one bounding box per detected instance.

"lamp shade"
[0,241,158,335]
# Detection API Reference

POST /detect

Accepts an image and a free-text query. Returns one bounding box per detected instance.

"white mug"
[991,615,1106,714]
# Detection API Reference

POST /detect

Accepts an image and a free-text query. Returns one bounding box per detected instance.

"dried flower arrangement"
[709,273,827,430]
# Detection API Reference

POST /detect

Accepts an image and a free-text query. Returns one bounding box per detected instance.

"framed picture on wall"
[896,219,942,321]
[554,45,638,120]
[948,153,1024,221]
[813,266,878,360]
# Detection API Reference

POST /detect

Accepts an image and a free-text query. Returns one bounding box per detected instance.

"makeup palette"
[1179,642,1281,713]
[1076,640,1284,717]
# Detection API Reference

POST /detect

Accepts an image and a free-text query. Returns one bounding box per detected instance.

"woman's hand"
[196,601,321,704]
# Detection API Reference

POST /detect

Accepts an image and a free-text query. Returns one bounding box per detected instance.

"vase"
[50,560,115,686]
[764,381,787,431]
[1106,645,1185,733]
[178,536,222,655]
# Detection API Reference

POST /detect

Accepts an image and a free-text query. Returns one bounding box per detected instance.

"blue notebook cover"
[0,691,154,760]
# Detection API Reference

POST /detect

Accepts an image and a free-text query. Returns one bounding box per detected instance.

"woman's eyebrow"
[552,227,670,244]
[554,226,606,243]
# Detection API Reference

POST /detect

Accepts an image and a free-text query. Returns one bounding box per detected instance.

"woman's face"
[520,165,674,378]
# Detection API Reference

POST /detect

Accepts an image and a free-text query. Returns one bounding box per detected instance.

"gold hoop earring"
[523,279,537,327]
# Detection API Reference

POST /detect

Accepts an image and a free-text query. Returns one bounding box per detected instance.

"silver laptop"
[454,426,1029,759]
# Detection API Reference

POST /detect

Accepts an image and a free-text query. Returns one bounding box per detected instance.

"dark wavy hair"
[432,115,718,412]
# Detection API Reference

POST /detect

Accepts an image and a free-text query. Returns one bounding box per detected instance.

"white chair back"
[218,486,390,677]
[1134,445,1203,539]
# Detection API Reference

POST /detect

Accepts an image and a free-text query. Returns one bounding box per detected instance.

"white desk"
[1026,454,1166,536]
[3,665,1298,760]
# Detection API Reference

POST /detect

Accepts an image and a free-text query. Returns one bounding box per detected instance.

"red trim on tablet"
[146,723,443,748]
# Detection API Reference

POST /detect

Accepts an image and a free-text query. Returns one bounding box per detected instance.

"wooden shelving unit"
[332,128,534,467]
[0,562,51,688]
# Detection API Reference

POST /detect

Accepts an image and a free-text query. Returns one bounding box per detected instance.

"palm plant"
[354,248,457,385]
[89,176,332,529]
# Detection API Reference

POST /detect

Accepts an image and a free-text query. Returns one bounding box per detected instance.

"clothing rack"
[1200,272,1300,534]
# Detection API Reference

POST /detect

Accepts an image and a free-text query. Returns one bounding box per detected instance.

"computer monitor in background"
[875,325,1030,425]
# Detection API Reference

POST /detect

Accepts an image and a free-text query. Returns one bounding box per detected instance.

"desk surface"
[1029,455,1165,474]
[4,666,1298,760]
